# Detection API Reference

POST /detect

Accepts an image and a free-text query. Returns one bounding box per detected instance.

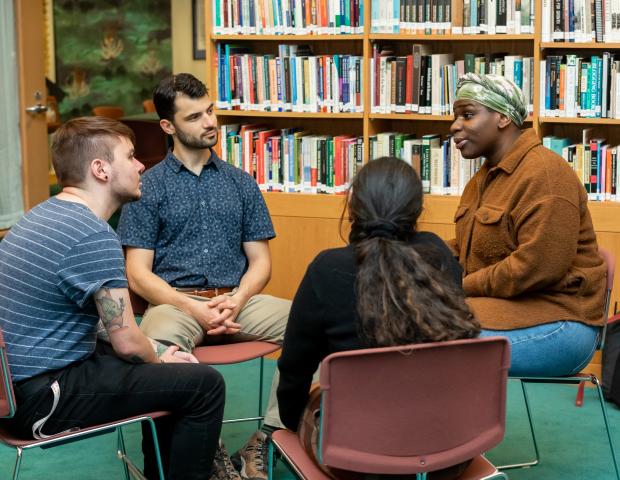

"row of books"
[370,0,534,34]
[221,124,620,201]
[369,132,483,195]
[220,123,364,193]
[545,131,620,201]
[371,45,534,115]
[212,0,365,34]
[216,44,364,113]
[541,0,619,42]
[540,53,620,118]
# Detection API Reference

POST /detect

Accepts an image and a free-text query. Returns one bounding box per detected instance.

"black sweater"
[276,231,463,431]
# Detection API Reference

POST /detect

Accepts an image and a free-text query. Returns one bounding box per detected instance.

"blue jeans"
[479,321,600,377]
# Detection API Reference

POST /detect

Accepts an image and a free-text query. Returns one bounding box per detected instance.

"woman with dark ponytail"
[276,156,480,479]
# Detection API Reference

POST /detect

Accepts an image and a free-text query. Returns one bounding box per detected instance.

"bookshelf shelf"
[215,110,364,119]
[369,34,535,41]
[369,113,453,121]
[540,42,620,50]
[370,114,535,122]
[539,117,620,125]
[210,34,365,41]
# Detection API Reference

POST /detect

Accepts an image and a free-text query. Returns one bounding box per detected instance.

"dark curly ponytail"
[346,157,479,347]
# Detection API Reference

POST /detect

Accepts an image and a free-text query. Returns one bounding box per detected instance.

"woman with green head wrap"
[448,73,605,377]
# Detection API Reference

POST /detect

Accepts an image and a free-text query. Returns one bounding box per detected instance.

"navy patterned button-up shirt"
[118,150,275,288]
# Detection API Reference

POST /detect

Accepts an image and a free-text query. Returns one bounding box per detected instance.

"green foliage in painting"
[54,0,171,119]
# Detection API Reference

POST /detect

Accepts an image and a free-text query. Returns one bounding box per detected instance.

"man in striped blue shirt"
[0,117,225,480]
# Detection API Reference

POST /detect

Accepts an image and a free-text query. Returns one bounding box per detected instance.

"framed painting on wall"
[53,0,172,119]
[193,0,206,59]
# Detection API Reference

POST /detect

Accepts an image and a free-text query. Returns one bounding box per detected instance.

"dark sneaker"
[231,431,269,480]
[211,442,242,480]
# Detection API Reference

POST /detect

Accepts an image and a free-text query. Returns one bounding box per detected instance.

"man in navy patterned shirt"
[118,73,291,480]
[0,117,225,480]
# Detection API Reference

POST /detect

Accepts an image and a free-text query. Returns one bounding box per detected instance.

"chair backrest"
[120,119,168,171]
[0,329,17,418]
[599,247,616,349]
[318,337,510,475]
[142,99,156,113]
[92,105,124,120]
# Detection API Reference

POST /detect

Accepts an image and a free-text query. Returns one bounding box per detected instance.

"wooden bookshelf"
[539,117,620,125]
[205,0,620,330]
[369,34,535,41]
[540,42,620,50]
[369,113,535,122]
[211,34,365,41]
[216,110,364,119]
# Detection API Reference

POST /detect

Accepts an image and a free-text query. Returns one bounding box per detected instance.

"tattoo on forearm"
[150,338,169,358]
[95,288,127,332]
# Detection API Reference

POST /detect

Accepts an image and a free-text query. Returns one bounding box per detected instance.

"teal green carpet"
[1,359,619,479]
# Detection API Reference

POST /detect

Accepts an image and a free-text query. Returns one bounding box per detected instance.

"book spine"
[595,0,604,41]
[542,0,552,40]
[496,0,507,31]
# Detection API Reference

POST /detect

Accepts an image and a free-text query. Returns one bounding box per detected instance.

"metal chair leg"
[147,418,166,480]
[117,427,131,480]
[497,380,540,470]
[268,437,275,479]
[258,356,265,428]
[12,447,23,480]
[592,376,620,480]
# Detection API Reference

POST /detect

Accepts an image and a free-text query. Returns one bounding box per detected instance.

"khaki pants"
[140,293,291,428]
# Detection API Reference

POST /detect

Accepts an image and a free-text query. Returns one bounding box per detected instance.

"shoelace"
[245,437,268,470]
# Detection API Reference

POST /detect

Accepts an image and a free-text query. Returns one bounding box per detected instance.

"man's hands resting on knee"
[185,296,242,336]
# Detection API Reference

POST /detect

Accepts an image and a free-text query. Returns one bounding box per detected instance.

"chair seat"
[193,341,280,364]
[0,411,169,448]
[459,455,502,480]
[272,430,502,480]
[272,429,331,479]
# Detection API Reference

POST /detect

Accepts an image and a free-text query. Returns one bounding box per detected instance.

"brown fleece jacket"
[447,128,605,330]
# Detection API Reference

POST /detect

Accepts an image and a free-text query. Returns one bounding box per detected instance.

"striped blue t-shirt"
[0,198,127,381]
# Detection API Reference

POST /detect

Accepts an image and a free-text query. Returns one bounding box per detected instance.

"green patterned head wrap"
[455,73,528,127]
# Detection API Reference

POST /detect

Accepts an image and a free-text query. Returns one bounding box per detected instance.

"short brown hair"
[153,73,209,121]
[51,116,135,187]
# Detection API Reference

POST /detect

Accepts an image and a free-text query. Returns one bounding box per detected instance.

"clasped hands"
[189,294,243,336]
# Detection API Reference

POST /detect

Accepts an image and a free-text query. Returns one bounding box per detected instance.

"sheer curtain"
[0,0,24,229]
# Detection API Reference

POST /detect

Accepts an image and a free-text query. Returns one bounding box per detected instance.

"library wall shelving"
[205,1,620,375]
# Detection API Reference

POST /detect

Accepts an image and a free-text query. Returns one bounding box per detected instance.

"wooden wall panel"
[263,216,346,299]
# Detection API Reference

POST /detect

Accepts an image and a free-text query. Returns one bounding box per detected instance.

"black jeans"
[7,347,225,480]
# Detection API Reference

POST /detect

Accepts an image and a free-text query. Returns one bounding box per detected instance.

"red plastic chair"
[0,328,168,480]
[502,247,619,478]
[193,342,280,425]
[575,247,616,406]
[269,337,511,480]
[129,289,280,426]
